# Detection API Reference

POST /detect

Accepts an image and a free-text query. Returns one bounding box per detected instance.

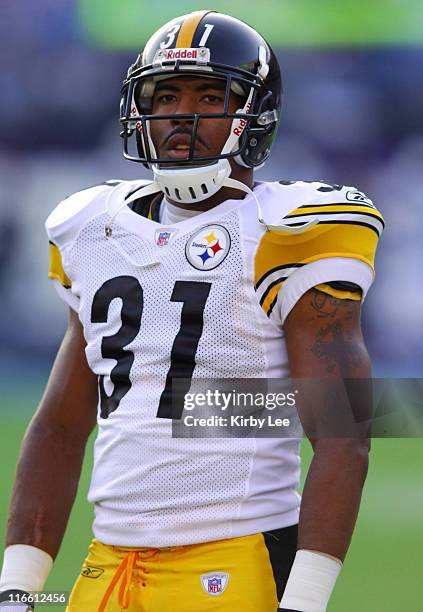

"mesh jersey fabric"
[45,179,383,546]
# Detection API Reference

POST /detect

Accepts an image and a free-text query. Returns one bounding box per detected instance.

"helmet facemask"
[121,68,266,203]
[122,67,263,161]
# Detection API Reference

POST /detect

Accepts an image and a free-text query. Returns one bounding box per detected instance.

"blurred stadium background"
[0,1,422,610]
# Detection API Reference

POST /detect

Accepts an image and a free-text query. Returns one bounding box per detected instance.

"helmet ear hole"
[241,123,277,167]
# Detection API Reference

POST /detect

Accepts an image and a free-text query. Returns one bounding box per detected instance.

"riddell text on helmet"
[233,103,251,136]
[162,49,199,60]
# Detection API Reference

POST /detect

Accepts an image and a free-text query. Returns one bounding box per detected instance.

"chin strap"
[223,178,319,234]
[105,182,163,268]
[105,182,162,238]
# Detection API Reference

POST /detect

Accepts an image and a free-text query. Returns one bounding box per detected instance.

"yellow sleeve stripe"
[176,11,210,48]
[315,283,362,301]
[48,242,72,289]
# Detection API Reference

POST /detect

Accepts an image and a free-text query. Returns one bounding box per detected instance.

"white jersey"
[45,179,383,547]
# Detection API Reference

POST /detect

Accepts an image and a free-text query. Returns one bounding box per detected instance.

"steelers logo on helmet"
[185,225,231,271]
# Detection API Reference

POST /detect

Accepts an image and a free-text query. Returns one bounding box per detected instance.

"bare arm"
[284,288,371,561]
[6,308,98,559]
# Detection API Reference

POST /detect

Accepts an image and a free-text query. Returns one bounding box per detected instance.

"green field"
[78,0,423,48]
[1,392,421,611]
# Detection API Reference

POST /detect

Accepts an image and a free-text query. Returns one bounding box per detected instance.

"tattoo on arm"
[310,290,354,319]
[309,291,362,375]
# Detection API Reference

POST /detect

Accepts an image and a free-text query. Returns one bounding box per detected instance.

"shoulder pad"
[278,180,376,208]
[45,180,137,248]
[275,180,383,238]
[257,181,380,232]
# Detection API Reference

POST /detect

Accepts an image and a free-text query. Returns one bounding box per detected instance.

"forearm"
[278,442,368,610]
[298,439,369,561]
[6,418,88,560]
[280,291,373,610]
[1,309,97,601]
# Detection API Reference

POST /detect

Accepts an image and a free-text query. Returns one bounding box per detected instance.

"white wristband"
[279,549,342,612]
[0,545,53,593]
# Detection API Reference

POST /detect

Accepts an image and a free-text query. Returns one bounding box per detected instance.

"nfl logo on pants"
[200,572,229,596]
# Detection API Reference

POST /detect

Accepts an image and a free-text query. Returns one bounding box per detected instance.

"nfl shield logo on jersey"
[155,230,173,246]
[200,572,229,596]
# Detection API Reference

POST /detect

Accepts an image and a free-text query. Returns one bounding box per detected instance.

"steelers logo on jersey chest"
[185,224,231,271]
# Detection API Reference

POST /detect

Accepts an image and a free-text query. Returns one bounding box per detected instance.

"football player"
[0,10,383,612]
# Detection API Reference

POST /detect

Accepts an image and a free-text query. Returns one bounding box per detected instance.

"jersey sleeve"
[47,240,80,311]
[254,185,384,326]
[45,183,116,312]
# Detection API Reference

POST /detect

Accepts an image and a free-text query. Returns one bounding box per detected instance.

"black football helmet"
[120,10,282,203]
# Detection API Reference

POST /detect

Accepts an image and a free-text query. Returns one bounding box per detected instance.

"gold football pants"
[66,526,297,612]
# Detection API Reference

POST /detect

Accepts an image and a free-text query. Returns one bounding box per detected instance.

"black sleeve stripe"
[259,277,286,307]
[255,263,303,290]
[323,281,362,293]
[267,294,279,317]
